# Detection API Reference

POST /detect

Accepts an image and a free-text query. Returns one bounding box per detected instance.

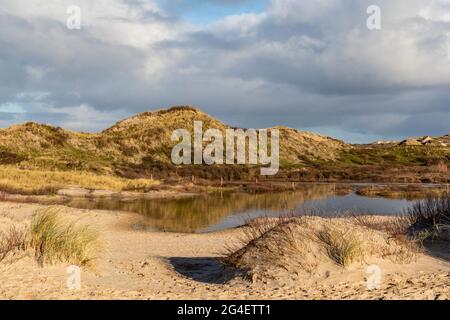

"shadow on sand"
[168,257,237,284]
[423,241,450,263]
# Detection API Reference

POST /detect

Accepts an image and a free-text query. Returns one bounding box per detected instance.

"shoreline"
[0,180,448,201]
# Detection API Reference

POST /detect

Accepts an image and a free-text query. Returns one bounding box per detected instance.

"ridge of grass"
[0,166,158,195]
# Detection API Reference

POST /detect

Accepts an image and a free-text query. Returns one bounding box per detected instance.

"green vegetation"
[338,145,450,167]
[0,106,448,184]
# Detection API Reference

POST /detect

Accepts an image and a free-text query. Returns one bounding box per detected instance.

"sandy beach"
[0,201,448,300]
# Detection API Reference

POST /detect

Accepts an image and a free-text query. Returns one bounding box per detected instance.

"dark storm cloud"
[0,0,449,142]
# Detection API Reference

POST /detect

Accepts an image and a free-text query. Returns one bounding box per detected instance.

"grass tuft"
[29,208,101,267]
[406,195,450,241]
[317,226,363,268]
[0,226,27,263]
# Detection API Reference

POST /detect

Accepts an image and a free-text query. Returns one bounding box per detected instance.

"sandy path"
[0,202,448,300]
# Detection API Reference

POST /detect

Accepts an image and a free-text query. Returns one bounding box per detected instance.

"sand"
[0,202,448,300]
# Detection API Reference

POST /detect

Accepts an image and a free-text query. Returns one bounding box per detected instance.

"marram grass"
[317,226,364,268]
[29,208,101,267]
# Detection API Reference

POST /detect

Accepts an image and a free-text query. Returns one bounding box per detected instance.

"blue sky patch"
[159,0,269,24]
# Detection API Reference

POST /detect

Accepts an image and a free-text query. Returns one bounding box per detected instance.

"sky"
[0,0,450,143]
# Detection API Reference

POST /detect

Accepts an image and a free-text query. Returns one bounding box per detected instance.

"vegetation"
[224,194,450,282]
[317,226,363,267]
[29,208,101,267]
[0,226,27,263]
[0,166,158,195]
[355,185,450,199]
[223,216,307,280]
[406,195,450,241]
[0,208,101,267]
[0,106,447,183]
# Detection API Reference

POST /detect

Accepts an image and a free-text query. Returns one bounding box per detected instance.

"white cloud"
[0,0,450,142]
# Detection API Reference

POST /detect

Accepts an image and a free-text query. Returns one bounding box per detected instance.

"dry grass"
[0,226,27,263]
[317,225,364,267]
[222,216,306,279]
[239,216,298,246]
[429,161,448,173]
[355,185,449,200]
[350,214,409,237]
[0,166,158,195]
[350,214,422,262]
[29,208,101,267]
[224,214,423,282]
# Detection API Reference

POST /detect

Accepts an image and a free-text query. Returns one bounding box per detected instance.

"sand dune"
[0,202,448,300]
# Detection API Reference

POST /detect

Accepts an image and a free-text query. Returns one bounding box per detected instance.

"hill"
[0,106,449,182]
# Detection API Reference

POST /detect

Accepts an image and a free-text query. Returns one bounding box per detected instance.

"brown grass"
[350,214,409,236]
[0,166,159,195]
[355,185,449,200]
[428,161,448,173]
[0,226,27,263]
[350,214,422,262]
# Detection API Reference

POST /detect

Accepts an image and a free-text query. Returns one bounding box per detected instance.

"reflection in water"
[64,184,418,233]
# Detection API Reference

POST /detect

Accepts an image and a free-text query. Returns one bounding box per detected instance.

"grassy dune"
[0,106,447,182]
[223,196,450,280]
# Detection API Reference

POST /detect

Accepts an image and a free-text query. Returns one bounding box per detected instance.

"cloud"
[0,0,449,142]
